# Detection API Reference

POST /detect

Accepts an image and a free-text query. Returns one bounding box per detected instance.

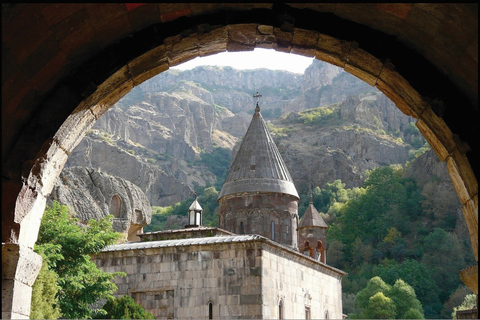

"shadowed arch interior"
[2,3,477,318]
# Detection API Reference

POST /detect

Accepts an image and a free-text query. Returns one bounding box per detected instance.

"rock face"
[49,167,152,241]
[66,135,197,207]
[65,60,424,206]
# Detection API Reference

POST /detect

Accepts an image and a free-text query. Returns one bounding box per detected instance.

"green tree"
[403,308,425,319]
[441,285,472,319]
[30,251,61,319]
[376,259,441,318]
[353,276,424,319]
[35,201,126,319]
[390,279,424,319]
[96,295,154,319]
[197,186,220,227]
[452,294,477,319]
[362,292,397,319]
[355,276,392,311]
[422,228,466,302]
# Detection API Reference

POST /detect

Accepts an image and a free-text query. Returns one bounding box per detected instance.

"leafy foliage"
[34,201,126,319]
[376,259,441,318]
[452,294,477,319]
[30,251,61,319]
[145,186,220,232]
[95,295,154,319]
[282,104,342,127]
[362,292,397,319]
[318,164,472,318]
[195,147,232,190]
[351,276,424,319]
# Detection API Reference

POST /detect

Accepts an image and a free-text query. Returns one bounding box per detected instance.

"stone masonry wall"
[261,245,344,319]
[94,240,264,319]
[219,193,299,248]
[93,237,344,319]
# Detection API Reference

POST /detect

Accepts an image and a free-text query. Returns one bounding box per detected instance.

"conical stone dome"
[218,104,299,200]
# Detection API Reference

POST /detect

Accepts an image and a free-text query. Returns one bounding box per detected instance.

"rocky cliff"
[64,60,424,206]
[273,94,413,192]
[49,167,152,241]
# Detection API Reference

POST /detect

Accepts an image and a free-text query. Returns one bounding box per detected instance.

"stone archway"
[2,4,477,318]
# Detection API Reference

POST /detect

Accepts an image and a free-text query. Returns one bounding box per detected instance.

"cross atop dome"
[253,92,262,112]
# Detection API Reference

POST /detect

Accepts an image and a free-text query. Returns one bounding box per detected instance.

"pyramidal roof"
[299,195,328,229]
[189,198,202,211]
[218,103,299,200]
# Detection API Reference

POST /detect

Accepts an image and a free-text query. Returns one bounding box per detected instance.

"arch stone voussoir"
[291,28,319,58]
[315,34,351,69]
[461,196,478,261]
[198,27,228,57]
[228,24,258,46]
[376,62,428,118]
[447,149,477,205]
[416,108,455,161]
[344,44,384,87]
[165,33,200,67]
[128,45,169,86]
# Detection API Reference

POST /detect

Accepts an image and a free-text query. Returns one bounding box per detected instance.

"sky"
[171,48,315,74]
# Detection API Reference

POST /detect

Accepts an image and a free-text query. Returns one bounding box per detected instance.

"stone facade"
[219,193,299,248]
[93,234,345,319]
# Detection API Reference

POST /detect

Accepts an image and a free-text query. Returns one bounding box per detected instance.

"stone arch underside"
[2,3,478,318]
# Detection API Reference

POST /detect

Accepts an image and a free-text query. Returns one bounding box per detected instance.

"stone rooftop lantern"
[185,195,203,228]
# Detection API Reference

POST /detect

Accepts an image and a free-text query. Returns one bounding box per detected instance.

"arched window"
[109,195,121,218]
[325,310,329,320]
[279,299,283,319]
[239,221,245,234]
[208,302,213,319]
[271,221,275,241]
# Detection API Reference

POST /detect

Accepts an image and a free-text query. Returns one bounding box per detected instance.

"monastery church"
[93,96,346,319]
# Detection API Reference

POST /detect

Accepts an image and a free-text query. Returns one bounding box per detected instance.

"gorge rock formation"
[49,167,152,241]
[64,60,424,206]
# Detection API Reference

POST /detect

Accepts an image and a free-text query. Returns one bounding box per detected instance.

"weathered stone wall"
[219,193,299,249]
[92,235,344,319]
[94,238,264,319]
[261,245,343,319]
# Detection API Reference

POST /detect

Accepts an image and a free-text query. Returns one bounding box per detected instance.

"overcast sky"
[172,48,314,74]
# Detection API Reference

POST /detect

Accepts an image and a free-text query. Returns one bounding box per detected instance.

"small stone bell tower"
[218,93,300,249]
[298,189,328,263]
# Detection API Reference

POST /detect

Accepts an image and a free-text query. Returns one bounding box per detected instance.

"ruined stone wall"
[261,245,343,319]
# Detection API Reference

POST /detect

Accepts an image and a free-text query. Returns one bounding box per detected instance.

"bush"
[97,295,154,319]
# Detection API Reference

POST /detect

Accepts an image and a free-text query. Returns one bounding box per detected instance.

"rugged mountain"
[64,60,424,206]
[272,94,414,193]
